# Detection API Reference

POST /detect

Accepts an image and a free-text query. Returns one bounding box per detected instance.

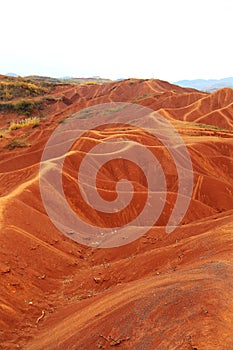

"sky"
[1,0,232,82]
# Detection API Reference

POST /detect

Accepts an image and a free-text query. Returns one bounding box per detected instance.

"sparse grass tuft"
[9,117,40,130]
[85,81,99,85]
[59,115,72,124]
[102,106,125,116]
[194,122,229,132]
[132,94,150,103]
[7,139,28,150]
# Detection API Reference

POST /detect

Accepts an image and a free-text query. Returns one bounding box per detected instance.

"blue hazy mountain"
[6,72,18,77]
[174,77,233,92]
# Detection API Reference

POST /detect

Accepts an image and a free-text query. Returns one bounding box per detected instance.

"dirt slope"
[0,78,233,349]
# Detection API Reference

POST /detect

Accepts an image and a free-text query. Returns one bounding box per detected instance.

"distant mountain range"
[4,73,111,84]
[3,73,233,92]
[6,72,18,77]
[174,77,233,92]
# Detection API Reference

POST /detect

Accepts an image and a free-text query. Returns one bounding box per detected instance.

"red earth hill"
[0,77,233,349]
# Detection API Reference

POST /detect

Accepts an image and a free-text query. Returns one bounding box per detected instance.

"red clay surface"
[0,78,233,349]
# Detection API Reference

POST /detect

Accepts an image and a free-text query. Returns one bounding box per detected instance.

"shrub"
[13,99,35,116]
[0,102,15,113]
[7,139,28,150]
[0,80,47,101]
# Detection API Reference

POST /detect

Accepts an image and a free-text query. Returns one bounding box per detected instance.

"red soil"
[0,78,233,349]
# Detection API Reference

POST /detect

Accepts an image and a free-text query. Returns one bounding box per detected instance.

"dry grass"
[0,79,47,101]
[9,117,40,130]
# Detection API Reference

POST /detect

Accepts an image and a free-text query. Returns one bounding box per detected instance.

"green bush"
[14,99,35,116]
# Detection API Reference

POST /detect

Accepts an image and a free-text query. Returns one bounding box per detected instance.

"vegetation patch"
[132,94,150,103]
[9,117,40,130]
[7,138,28,150]
[13,99,35,116]
[0,98,47,116]
[102,106,127,117]
[0,101,15,113]
[194,122,229,131]
[0,79,47,101]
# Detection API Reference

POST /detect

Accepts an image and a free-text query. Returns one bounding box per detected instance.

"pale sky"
[1,0,232,82]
